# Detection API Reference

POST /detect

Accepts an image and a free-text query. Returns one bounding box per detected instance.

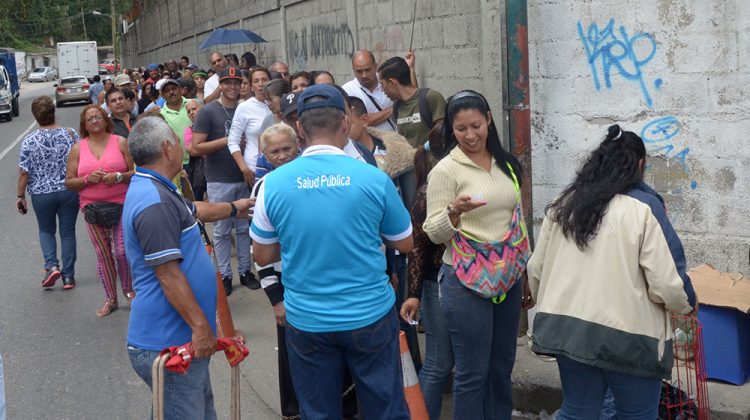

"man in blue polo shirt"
[251,84,414,419]
[122,116,253,418]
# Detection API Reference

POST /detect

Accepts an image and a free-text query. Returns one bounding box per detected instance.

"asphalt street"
[0,81,281,419]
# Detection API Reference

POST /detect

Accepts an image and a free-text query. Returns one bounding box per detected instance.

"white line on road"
[0,120,37,161]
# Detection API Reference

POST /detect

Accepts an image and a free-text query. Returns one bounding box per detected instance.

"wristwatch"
[229,202,238,218]
[115,172,123,183]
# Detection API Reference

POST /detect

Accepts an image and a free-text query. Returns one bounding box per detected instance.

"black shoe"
[42,266,61,288]
[62,276,76,290]
[222,276,233,296]
[240,270,261,290]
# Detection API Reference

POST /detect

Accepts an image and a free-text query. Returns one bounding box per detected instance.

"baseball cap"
[218,66,243,82]
[148,63,158,70]
[113,74,132,86]
[185,64,198,70]
[160,79,180,90]
[296,84,346,116]
[281,92,299,118]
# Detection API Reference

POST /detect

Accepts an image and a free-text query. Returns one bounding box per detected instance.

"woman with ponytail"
[527,125,698,419]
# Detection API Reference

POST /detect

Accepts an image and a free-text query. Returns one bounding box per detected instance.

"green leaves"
[0,0,133,49]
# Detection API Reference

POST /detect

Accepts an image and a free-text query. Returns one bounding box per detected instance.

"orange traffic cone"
[400,331,429,420]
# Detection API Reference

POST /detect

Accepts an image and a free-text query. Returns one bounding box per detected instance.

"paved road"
[0,81,281,419]
[0,82,457,420]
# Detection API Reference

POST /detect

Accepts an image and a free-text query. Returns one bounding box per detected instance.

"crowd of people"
[13,46,699,420]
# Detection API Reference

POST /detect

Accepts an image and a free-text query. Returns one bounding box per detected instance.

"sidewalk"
[211,283,750,419]
[511,335,750,420]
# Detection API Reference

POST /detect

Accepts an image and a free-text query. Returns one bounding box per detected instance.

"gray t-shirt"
[192,100,243,183]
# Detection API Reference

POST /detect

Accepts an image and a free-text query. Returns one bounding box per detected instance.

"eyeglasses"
[86,115,104,123]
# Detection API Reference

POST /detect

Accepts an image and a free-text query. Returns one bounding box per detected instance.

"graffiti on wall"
[577,19,697,191]
[577,18,660,108]
[640,116,697,190]
[288,23,355,69]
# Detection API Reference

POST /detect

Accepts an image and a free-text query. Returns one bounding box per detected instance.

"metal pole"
[81,8,88,41]
[111,0,117,68]
[505,0,533,243]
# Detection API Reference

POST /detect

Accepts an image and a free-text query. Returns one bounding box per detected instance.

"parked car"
[55,76,90,107]
[98,59,119,74]
[28,67,57,82]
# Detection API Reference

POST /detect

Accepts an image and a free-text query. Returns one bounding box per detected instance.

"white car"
[28,67,57,82]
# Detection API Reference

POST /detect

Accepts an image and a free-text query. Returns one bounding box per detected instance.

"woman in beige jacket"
[527,125,697,419]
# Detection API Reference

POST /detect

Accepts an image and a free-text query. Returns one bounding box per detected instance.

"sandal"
[96,299,118,317]
[124,290,136,304]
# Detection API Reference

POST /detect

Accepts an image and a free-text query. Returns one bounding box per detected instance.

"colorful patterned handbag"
[450,164,530,302]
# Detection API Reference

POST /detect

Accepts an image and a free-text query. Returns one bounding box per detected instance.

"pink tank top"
[77,134,129,207]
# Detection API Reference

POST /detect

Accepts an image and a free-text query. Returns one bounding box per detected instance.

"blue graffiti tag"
[641,116,681,143]
[641,116,691,173]
[577,19,658,107]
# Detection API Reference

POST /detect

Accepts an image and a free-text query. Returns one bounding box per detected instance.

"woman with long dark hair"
[423,90,533,419]
[527,125,697,419]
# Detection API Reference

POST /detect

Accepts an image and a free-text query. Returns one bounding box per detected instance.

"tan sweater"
[423,147,519,264]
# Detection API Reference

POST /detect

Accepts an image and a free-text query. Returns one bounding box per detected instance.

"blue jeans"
[285,309,409,420]
[206,182,251,278]
[30,190,79,276]
[599,388,617,420]
[439,264,522,420]
[419,279,454,420]
[556,355,661,420]
[128,346,217,420]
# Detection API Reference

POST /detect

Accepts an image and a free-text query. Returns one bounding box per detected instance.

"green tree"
[0,0,133,50]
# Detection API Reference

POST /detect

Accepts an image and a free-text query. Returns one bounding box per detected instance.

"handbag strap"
[455,162,522,243]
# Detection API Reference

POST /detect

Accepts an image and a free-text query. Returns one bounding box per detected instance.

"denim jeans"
[599,388,617,420]
[206,182,251,278]
[128,346,217,420]
[285,308,409,420]
[0,353,6,420]
[556,355,661,420]
[30,190,79,276]
[439,264,522,420]
[419,279,454,420]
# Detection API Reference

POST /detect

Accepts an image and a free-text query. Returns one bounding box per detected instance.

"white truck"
[57,41,98,80]
[14,51,26,79]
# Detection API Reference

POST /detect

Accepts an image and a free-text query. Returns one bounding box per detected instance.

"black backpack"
[392,88,434,130]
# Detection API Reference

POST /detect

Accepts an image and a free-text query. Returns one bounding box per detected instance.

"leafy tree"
[0,0,132,50]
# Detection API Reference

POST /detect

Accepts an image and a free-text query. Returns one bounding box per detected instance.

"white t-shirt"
[342,78,395,132]
[227,97,271,172]
[203,73,220,98]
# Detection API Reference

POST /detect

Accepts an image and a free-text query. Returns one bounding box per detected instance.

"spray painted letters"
[577,19,658,107]
[288,23,355,69]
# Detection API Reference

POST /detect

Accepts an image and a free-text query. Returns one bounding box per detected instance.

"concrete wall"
[529,0,750,273]
[121,0,506,117]
[123,0,750,273]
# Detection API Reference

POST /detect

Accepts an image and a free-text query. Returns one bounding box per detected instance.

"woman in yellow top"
[423,90,532,420]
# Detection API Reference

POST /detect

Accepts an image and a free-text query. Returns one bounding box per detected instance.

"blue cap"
[296,84,346,116]
[148,63,158,70]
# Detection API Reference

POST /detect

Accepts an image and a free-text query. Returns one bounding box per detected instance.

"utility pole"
[110,0,117,67]
[81,7,88,41]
